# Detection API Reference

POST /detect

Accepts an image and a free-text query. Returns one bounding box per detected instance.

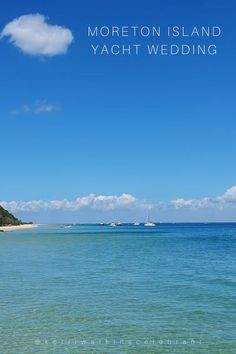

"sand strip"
[0,224,38,232]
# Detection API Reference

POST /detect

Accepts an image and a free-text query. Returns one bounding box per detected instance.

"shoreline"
[0,224,38,232]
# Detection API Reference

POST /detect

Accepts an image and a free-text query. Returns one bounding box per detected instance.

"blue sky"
[0,0,236,222]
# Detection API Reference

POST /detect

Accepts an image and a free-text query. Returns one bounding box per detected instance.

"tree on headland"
[0,205,23,226]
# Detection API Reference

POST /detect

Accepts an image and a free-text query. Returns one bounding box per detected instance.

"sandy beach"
[0,224,38,232]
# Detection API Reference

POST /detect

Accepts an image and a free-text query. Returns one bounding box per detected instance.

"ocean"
[0,223,235,353]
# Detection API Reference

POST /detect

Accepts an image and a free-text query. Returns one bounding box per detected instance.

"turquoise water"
[0,223,235,354]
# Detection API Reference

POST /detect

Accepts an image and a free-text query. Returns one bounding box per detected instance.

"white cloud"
[0,194,152,213]
[2,187,236,215]
[12,100,61,115]
[170,186,236,210]
[170,198,193,209]
[217,186,236,203]
[1,14,73,56]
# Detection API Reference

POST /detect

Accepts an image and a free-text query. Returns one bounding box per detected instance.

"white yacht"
[144,214,155,227]
[110,222,117,227]
[144,221,155,227]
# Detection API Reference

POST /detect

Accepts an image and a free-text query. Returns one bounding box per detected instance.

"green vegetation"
[0,206,22,226]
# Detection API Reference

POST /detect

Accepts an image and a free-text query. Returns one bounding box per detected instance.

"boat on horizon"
[144,213,155,227]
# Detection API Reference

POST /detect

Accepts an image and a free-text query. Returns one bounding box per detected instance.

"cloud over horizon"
[1,14,73,56]
[170,186,236,210]
[1,187,236,216]
[0,193,152,213]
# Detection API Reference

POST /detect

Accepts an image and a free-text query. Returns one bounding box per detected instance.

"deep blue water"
[0,223,235,353]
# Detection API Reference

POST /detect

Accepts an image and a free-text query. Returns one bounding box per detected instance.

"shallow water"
[0,223,235,353]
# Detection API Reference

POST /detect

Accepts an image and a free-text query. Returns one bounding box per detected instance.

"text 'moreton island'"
[87,25,222,56]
